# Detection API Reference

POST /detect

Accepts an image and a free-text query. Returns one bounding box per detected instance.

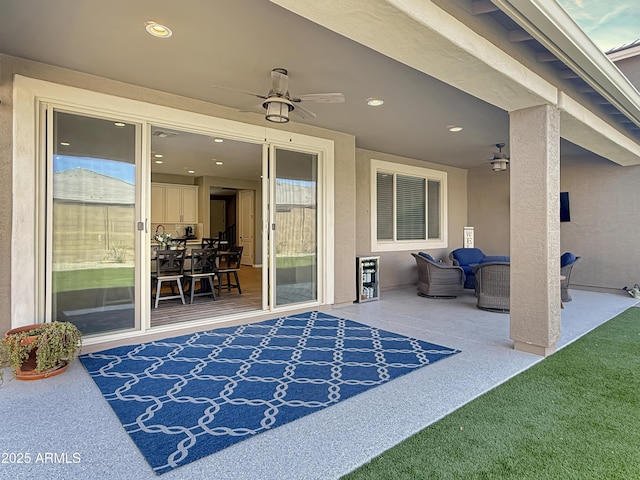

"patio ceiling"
[1,0,639,176]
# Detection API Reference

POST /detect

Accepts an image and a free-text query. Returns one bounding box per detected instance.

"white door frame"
[14,75,334,347]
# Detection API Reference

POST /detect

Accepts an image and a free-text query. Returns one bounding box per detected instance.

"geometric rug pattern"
[80,311,460,474]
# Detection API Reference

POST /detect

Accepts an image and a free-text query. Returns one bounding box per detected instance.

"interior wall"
[355,148,468,290]
[1,53,357,333]
[466,166,511,255]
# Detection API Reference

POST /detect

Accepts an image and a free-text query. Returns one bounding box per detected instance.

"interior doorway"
[210,200,226,236]
[150,127,263,327]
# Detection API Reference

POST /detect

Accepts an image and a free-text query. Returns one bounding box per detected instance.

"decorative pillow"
[451,248,484,265]
[561,252,577,267]
[418,252,435,262]
[481,255,510,263]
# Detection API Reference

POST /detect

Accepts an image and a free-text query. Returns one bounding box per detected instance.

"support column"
[509,105,561,356]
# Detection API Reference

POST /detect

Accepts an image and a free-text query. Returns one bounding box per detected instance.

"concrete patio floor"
[1,287,637,480]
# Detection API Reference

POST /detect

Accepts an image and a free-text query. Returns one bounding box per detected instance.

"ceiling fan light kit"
[491,159,509,171]
[264,96,293,123]
[489,143,509,171]
[212,67,344,123]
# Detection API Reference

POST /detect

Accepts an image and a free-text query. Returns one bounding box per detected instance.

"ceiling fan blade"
[291,103,317,119]
[238,103,265,113]
[271,69,289,96]
[293,93,345,103]
[210,84,267,99]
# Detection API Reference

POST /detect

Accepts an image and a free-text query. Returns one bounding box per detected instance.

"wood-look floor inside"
[150,266,262,327]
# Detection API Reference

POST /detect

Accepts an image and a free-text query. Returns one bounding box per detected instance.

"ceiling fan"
[212,68,345,123]
[487,143,510,171]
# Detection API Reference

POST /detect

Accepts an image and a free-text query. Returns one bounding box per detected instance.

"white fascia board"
[608,44,640,62]
[492,0,640,127]
[559,92,640,166]
[270,0,557,112]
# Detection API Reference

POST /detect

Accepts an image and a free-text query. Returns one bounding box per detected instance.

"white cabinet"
[151,183,198,223]
[151,184,166,223]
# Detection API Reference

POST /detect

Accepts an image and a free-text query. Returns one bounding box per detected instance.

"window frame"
[370,159,447,252]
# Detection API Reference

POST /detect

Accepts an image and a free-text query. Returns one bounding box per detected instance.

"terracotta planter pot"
[4,324,70,380]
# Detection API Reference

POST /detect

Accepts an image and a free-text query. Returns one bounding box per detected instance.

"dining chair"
[183,248,218,304]
[201,237,219,250]
[173,238,188,249]
[151,249,186,308]
[216,245,243,295]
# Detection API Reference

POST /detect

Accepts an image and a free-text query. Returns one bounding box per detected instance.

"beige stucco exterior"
[355,148,468,289]
[0,53,358,335]
[2,0,640,356]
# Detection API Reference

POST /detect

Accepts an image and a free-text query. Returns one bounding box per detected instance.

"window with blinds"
[372,160,447,251]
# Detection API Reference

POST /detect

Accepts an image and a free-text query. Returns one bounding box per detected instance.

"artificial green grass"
[276,255,316,269]
[53,267,134,292]
[343,307,640,480]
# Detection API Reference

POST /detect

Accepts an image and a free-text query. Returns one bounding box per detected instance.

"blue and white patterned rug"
[80,311,460,475]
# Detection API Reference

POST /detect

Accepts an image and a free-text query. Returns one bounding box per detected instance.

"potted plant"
[2,321,82,380]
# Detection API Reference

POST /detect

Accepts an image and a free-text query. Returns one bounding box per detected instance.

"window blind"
[428,179,440,239]
[396,174,425,240]
[376,172,393,240]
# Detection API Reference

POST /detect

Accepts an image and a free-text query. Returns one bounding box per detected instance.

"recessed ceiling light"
[60,142,70,146]
[213,138,224,143]
[215,161,224,165]
[114,122,126,127]
[155,160,163,164]
[145,21,172,38]
[187,170,195,174]
[154,154,163,158]
[366,98,384,106]
[448,125,463,132]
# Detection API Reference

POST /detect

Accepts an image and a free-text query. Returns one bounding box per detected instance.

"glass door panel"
[273,148,318,306]
[49,110,138,335]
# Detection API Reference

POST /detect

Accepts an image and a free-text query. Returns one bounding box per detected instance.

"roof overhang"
[270,0,640,165]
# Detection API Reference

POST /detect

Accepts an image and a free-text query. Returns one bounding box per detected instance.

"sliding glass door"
[47,109,140,335]
[270,147,319,307]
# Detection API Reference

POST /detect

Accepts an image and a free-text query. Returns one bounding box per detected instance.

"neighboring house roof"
[607,39,640,61]
[53,167,135,205]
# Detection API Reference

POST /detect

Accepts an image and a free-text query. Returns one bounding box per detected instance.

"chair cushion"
[451,248,484,266]
[418,252,435,262]
[561,252,576,267]
[480,255,510,263]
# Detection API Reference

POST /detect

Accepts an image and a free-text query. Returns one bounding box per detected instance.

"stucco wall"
[355,148,468,290]
[467,166,511,255]
[560,155,640,291]
[467,150,640,292]
[0,53,357,333]
[614,57,640,90]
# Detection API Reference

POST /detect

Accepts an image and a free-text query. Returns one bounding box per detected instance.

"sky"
[54,155,135,184]
[557,0,640,51]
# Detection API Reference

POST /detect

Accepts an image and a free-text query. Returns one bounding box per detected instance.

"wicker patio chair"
[411,253,465,298]
[560,252,581,302]
[449,248,485,289]
[473,261,510,312]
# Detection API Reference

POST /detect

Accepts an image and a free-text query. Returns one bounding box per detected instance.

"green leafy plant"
[2,321,82,375]
[104,242,127,263]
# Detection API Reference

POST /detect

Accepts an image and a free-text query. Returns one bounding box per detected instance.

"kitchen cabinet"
[151,184,166,223]
[151,183,198,223]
